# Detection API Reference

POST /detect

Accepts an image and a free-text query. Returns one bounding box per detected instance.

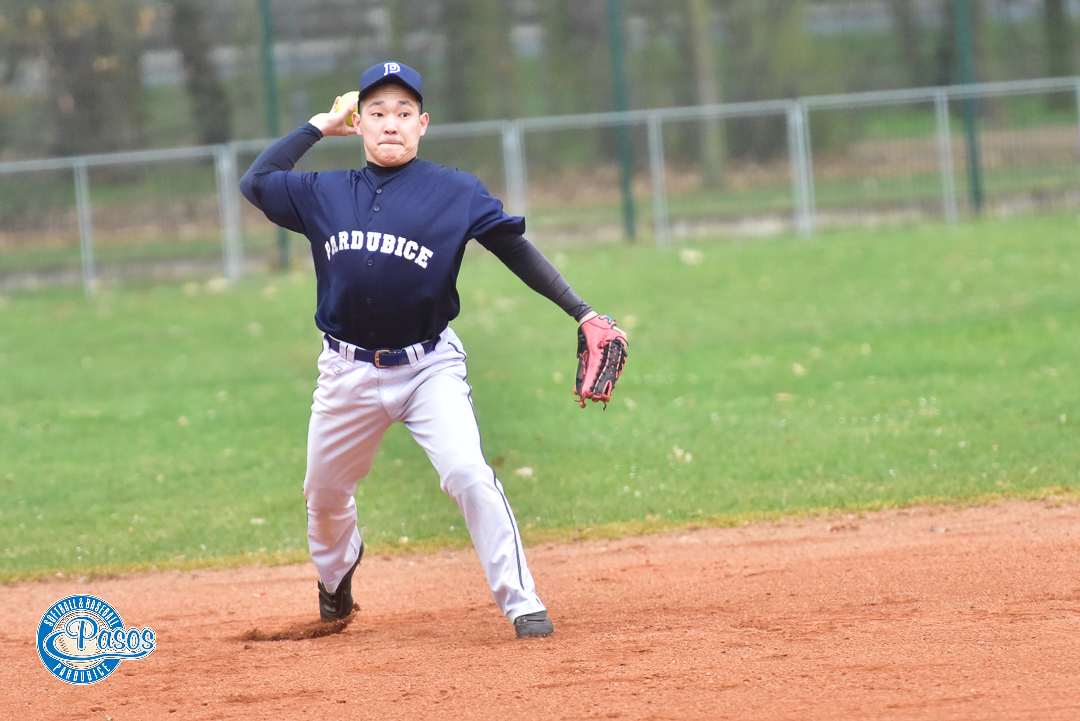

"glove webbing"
[582,337,627,409]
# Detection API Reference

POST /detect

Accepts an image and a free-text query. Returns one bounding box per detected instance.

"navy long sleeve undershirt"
[475,229,592,322]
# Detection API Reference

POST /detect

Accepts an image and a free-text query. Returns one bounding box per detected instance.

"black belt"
[325,335,438,368]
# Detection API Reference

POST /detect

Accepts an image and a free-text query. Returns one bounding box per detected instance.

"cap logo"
[383,62,401,76]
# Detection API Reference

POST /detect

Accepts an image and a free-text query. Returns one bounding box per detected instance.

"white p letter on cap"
[384,62,401,76]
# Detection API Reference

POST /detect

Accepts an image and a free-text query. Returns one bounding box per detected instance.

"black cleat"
[318,542,364,622]
[514,610,554,639]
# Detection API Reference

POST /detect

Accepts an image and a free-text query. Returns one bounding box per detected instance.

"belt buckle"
[373,349,391,368]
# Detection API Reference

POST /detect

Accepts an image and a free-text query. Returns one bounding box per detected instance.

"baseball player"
[239,62,625,639]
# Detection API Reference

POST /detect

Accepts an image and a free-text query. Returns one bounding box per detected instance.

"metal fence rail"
[1,76,1078,294]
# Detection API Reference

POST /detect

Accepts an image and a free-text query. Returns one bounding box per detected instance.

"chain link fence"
[1,76,1078,294]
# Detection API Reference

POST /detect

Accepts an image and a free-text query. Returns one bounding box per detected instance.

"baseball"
[332,91,360,126]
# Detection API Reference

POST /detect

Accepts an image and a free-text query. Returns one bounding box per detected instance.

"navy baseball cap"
[358,62,423,104]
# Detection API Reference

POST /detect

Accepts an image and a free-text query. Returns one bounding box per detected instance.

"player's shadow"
[237,603,360,642]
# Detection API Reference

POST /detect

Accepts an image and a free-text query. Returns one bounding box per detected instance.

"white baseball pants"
[302,327,546,622]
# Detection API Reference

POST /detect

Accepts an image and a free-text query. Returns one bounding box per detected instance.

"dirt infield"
[3,498,1078,720]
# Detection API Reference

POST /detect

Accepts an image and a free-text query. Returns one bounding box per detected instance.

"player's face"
[353,85,429,167]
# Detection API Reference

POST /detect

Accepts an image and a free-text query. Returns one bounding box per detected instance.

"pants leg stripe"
[491,465,526,590]
[448,336,527,591]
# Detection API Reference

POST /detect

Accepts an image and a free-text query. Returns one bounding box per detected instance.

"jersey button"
[373,206,380,211]
[365,297,372,305]
[367,260,373,266]
[376,188,383,194]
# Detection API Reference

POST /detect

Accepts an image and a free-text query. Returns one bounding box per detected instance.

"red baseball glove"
[574,314,628,408]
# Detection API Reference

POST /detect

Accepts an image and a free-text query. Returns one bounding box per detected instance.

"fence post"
[935,89,959,225]
[501,121,527,219]
[787,102,813,236]
[73,160,96,296]
[1075,79,1080,177]
[215,144,245,283]
[646,113,669,247]
[801,102,816,231]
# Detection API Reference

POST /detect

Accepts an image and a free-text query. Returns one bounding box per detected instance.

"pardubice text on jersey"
[325,229,433,268]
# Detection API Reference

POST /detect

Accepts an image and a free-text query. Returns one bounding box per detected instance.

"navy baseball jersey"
[241,123,526,349]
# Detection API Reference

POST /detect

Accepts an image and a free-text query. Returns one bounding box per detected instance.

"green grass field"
[2,214,1078,582]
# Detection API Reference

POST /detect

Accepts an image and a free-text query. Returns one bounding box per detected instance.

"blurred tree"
[442,0,520,122]
[0,3,36,154]
[970,0,996,85]
[887,0,930,87]
[1044,0,1074,110]
[29,0,149,156]
[686,0,725,187]
[442,0,478,122]
[489,0,521,119]
[540,0,609,118]
[932,0,956,86]
[628,0,691,109]
[723,0,815,161]
[386,0,408,61]
[523,0,612,171]
[169,0,232,144]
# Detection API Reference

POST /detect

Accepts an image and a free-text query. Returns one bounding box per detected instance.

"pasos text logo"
[36,594,156,685]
